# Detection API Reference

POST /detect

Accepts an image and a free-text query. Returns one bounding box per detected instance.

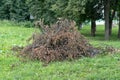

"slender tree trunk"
[104,0,110,40]
[91,19,96,37]
[109,19,112,36]
[78,22,82,30]
[109,0,118,36]
[109,10,116,36]
[118,13,120,39]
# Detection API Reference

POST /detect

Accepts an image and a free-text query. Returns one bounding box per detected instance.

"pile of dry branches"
[21,19,98,63]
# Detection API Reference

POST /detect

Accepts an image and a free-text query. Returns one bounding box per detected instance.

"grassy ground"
[0,20,120,80]
[80,25,120,48]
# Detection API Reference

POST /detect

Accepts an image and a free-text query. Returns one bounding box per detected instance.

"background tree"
[0,0,120,40]
[51,0,68,18]
[0,0,12,19]
[103,0,119,40]
[28,0,56,24]
[109,0,118,36]
[104,0,110,40]
[51,0,88,27]
[10,0,29,21]
[84,0,103,36]
[0,0,29,21]
[117,2,120,39]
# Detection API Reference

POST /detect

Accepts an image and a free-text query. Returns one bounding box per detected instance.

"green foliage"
[85,0,103,21]
[0,0,11,19]
[10,0,29,21]
[117,1,120,14]
[28,0,56,24]
[51,0,69,17]
[65,0,86,19]
[0,0,29,21]
[51,0,88,26]
[0,0,119,26]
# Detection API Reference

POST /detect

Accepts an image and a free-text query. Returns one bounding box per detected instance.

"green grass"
[0,21,120,80]
[80,25,120,48]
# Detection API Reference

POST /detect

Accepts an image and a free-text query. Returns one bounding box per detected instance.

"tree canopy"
[0,0,120,40]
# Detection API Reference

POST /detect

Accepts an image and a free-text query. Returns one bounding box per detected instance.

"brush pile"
[21,19,98,63]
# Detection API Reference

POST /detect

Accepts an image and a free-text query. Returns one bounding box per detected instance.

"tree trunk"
[104,0,110,40]
[78,22,82,30]
[109,19,112,36]
[118,13,120,39]
[109,10,116,36]
[109,0,118,36]
[91,19,96,37]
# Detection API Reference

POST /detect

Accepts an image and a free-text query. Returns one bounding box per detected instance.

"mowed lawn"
[0,21,120,80]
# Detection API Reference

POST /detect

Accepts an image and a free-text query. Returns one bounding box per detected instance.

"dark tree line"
[0,0,120,40]
[0,0,29,21]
